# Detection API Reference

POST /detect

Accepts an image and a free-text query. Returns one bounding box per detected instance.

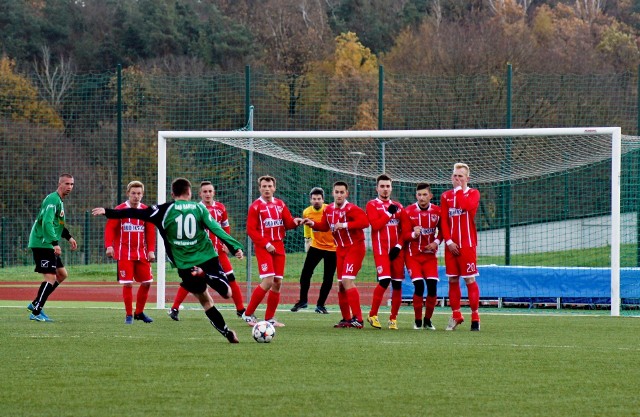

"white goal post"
[156,127,625,316]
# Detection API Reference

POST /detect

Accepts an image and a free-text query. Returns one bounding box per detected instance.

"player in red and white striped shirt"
[366,174,406,330]
[242,176,303,327]
[168,181,246,321]
[305,181,370,328]
[401,183,442,330]
[104,181,156,324]
[440,163,481,331]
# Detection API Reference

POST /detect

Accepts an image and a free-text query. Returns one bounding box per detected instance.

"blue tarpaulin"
[400,265,640,304]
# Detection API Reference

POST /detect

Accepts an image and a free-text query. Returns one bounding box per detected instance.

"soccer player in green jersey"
[93,178,244,343]
[27,173,78,322]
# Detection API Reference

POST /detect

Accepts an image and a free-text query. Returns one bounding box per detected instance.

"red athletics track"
[0,281,379,306]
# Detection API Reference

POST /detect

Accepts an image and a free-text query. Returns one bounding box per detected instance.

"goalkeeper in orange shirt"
[291,187,337,314]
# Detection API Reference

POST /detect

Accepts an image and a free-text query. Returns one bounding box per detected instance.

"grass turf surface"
[1,306,639,417]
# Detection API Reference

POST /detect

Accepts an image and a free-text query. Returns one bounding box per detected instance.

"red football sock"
[171,286,190,310]
[264,290,280,321]
[122,286,133,316]
[134,284,150,315]
[337,290,350,320]
[369,284,386,317]
[229,280,245,311]
[449,281,462,317]
[346,287,362,322]
[467,281,480,321]
[425,295,437,320]
[412,294,423,320]
[390,288,402,320]
[245,285,268,316]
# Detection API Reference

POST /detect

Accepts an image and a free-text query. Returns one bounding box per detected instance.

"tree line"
[1,0,638,77]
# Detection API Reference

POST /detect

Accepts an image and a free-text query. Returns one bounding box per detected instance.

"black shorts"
[32,248,63,274]
[178,257,230,297]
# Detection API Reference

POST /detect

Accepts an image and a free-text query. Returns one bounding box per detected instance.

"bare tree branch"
[33,45,75,110]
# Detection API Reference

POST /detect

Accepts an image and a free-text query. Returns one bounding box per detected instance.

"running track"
[0,281,379,306]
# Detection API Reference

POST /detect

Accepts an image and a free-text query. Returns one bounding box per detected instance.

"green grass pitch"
[1,305,639,417]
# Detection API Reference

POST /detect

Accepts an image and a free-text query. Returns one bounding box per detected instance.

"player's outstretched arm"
[200,205,244,255]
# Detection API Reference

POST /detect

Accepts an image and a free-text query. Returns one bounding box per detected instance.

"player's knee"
[56,268,68,281]
[391,280,402,291]
[413,279,425,296]
[271,278,283,292]
[426,279,438,297]
[378,278,391,289]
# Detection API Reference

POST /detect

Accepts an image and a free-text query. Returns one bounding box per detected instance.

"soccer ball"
[252,320,276,343]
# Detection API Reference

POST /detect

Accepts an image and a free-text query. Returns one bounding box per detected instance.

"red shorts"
[336,241,365,280]
[444,246,478,278]
[373,250,405,280]
[117,259,153,284]
[217,250,233,274]
[405,252,439,280]
[254,241,286,279]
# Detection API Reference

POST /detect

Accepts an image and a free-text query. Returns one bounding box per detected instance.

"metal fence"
[1,64,639,267]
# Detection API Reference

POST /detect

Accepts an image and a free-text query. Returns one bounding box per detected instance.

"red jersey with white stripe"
[401,202,442,256]
[313,201,369,248]
[439,187,480,248]
[246,197,298,248]
[366,198,404,255]
[104,201,156,261]
[203,201,231,251]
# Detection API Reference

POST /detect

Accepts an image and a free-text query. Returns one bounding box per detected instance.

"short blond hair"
[453,163,470,176]
[127,180,144,193]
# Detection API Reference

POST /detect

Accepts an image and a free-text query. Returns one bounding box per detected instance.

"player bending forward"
[93,178,244,343]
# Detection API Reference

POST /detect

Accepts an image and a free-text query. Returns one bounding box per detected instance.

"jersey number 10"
[175,214,197,239]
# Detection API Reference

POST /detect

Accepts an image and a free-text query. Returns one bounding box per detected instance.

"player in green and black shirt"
[93,178,244,343]
[27,174,78,322]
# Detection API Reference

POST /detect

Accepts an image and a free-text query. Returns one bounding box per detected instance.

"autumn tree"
[307,32,379,130]
[0,55,63,128]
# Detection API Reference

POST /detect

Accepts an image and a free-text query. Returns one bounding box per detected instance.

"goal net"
[157,127,640,317]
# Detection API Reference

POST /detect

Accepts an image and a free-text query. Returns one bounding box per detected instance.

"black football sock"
[41,281,60,308]
[32,282,51,314]
[205,306,229,336]
[32,282,47,305]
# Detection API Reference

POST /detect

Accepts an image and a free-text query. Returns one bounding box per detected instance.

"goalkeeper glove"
[387,204,398,214]
[304,238,311,253]
[389,246,401,261]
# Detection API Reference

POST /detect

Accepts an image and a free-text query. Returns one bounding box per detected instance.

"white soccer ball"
[252,320,276,343]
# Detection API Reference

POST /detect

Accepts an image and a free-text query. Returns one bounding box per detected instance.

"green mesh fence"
[1,66,640,314]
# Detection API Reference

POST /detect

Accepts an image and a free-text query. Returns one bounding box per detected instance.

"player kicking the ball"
[93,178,244,343]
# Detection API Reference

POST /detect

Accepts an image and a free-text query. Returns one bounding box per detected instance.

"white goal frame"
[156,127,623,316]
